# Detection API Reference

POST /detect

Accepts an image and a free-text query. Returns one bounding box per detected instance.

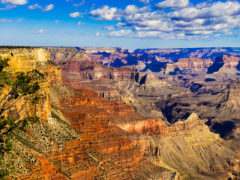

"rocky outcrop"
[175,58,212,71]
[222,55,240,68]
[226,80,240,110]
[60,60,136,81]
[48,86,156,179]
[165,58,212,75]
[123,113,238,179]
[45,47,91,63]
[1,48,62,121]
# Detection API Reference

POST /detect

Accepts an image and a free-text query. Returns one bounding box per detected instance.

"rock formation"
[1,47,176,179]
[2,47,240,180]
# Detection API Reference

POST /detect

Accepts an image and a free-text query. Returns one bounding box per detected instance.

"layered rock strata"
[1,47,175,179]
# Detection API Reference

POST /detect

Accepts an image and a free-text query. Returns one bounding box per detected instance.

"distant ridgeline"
[133,47,240,62]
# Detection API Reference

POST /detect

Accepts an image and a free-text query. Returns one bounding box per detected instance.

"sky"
[0,0,240,49]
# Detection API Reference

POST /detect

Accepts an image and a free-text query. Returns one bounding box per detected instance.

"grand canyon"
[1,46,240,180]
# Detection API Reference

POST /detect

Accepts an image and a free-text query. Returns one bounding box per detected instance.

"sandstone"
[1,48,61,121]
[175,58,212,70]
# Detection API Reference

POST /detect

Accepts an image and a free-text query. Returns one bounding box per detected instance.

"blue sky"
[0,0,240,49]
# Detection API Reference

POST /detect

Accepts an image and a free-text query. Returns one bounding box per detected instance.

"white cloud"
[90,5,120,20]
[96,32,103,37]
[0,18,12,22]
[109,30,132,37]
[69,12,81,18]
[210,1,240,16]
[43,4,54,11]
[125,5,149,14]
[28,3,41,10]
[139,0,150,4]
[0,4,16,10]
[104,25,114,31]
[125,5,139,14]
[90,0,240,40]
[0,18,22,23]
[1,0,27,5]
[73,0,85,7]
[156,0,189,9]
[54,20,59,24]
[33,29,47,34]
[28,3,54,12]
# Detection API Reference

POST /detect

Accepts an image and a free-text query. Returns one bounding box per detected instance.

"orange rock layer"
[18,85,169,179]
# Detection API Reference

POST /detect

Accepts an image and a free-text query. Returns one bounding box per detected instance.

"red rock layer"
[47,88,152,179]
[19,85,166,179]
[59,60,136,81]
[175,58,212,69]
[118,113,207,136]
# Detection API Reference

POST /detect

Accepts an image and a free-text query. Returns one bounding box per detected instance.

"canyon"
[1,46,240,179]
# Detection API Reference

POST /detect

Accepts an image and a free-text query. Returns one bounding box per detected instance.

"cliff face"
[1,48,62,121]
[49,86,166,179]
[226,80,240,110]
[60,60,136,81]
[15,85,175,179]
[165,55,240,75]
[121,113,239,179]
[171,58,212,71]
[222,55,240,68]
[45,47,91,63]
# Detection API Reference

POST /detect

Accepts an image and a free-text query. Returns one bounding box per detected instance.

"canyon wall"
[0,48,61,121]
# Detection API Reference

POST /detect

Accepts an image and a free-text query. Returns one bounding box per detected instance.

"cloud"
[109,30,132,37]
[90,0,240,40]
[0,4,16,10]
[90,5,120,20]
[33,29,47,34]
[90,5,149,21]
[139,0,150,4]
[43,4,54,11]
[28,3,41,10]
[54,20,59,24]
[171,1,240,21]
[73,0,85,7]
[156,0,189,9]
[69,12,82,18]
[125,5,149,14]
[28,3,54,11]
[96,32,103,37]
[0,18,12,22]
[1,0,27,5]
[104,25,114,31]
[0,18,22,23]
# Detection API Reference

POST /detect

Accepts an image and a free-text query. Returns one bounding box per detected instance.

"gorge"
[1,46,240,180]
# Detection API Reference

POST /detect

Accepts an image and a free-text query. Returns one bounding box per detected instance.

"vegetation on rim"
[0,56,44,178]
